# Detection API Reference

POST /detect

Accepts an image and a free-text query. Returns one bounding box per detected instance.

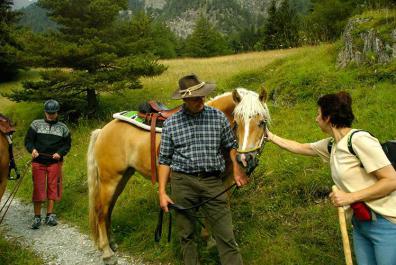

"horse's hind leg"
[107,167,135,251]
[97,171,123,264]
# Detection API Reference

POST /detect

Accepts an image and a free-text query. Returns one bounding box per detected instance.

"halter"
[235,120,268,155]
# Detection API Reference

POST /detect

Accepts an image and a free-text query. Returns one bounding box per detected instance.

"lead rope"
[155,183,237,242]
[0,160,31,225]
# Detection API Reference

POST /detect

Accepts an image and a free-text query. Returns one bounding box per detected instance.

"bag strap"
[347,130,374,156]
[327,129,372,156]
[327,138,334,154]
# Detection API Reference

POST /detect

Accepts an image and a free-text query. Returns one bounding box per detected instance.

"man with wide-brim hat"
[158,74,247,265]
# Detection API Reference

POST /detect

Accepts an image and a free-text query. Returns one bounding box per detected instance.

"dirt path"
[0,194,145,265]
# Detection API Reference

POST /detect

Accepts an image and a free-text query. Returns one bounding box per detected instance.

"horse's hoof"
[103,255,118,265]
[110,241,118,252]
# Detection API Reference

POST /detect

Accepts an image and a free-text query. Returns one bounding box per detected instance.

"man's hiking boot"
[31,216,41,229]
[45,213,58,226]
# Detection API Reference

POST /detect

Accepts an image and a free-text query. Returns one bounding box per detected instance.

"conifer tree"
[0,0,24,81]
[256,0,299,50]
[5,0,166,118]
[184,16,231,57]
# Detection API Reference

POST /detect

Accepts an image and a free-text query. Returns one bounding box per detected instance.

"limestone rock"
[337,16,395,68]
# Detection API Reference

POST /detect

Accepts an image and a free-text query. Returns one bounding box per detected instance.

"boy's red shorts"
[32,162,63,202]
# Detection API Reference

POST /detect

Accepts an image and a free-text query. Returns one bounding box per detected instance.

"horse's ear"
[259,87,267,103]
[232,89,242,103]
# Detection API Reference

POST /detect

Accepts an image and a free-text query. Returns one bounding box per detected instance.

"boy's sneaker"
[31,216,41,229]
[45,213,58,226]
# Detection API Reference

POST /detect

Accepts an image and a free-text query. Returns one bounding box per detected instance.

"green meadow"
[1,43,395,264]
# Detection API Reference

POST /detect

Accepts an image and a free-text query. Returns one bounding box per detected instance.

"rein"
[0,160,31,225]
[0,152,60,225]
[154,183,237,242]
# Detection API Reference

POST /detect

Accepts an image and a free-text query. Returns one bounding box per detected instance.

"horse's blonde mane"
[233,88,271,122]
[208,91,232,102]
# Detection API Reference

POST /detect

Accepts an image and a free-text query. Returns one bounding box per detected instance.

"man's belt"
[173,170,221,178]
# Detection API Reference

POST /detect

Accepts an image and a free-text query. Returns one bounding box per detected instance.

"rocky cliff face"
[337,13,396,68]
[143,0,166,9]
[137,0,276,37]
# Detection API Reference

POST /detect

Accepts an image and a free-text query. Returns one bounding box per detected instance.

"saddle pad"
[113,111,162,133]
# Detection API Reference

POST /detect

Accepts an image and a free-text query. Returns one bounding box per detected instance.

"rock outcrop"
[337,14,396,68]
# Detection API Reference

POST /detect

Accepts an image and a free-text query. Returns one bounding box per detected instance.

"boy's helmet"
[44,99,60,113]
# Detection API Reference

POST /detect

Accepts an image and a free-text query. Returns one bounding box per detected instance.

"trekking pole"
[332,185,353,265]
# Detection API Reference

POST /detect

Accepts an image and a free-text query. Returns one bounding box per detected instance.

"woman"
[267,91,396,265]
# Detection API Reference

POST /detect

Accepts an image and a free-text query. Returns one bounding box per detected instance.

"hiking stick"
[332,185,353,265]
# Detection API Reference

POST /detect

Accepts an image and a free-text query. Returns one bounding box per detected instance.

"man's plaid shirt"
[159,105,237,173]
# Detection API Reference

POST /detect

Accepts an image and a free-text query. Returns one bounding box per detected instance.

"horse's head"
[232,88,270,175]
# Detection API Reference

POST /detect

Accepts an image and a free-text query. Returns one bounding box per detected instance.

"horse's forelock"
[233,90,271,122]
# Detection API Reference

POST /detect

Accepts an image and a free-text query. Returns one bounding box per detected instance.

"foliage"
[18,3,57,32]
[257,0,300,50]
[0,0,25,81]
[184,16,232,57]
[0,234,43,265]
[4,0,166,120]
[111,11,178,59]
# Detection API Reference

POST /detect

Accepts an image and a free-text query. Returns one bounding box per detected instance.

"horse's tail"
[87,129,101,245]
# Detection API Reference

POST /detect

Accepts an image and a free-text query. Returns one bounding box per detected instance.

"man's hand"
[159,193,174,213]
[32,149,39,158]
[233,163,249,187]
[329,189,355,207]
[52,153,61,160]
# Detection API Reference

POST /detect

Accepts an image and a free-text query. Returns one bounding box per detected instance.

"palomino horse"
[87,88,271,263]
[0,131,9,202]
[0,114,14,202]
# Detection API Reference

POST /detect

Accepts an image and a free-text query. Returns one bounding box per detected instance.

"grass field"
[1,41,395,264]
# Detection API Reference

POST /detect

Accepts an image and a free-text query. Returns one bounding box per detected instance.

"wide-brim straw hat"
[171,74,216,99]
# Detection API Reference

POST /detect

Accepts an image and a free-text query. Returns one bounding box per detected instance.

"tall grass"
[1,43,395,264]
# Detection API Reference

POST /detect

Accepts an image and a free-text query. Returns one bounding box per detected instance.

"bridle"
[234,120,268,155]
[233,119,268,175]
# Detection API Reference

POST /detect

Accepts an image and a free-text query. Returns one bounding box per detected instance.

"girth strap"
[5,135,20,180]
[150,113,159,184]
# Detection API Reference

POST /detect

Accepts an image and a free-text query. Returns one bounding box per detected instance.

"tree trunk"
[86,89,98,117]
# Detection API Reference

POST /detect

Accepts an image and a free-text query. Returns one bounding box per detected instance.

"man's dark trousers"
[171,171,243,265]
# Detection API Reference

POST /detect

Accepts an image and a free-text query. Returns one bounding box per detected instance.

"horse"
[0,132,9,202]
[87,87,271,264]
[0,114,14,202]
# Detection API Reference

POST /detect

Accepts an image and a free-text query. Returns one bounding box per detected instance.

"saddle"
[137,101,182,184]
[138,101,181,127]
[0,114,16,134]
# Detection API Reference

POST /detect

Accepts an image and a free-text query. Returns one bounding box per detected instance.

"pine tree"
[0,0,24,81]
[257,0,300,50]
[184,15,231,57]
[111,11,178,59]
[5,0,166,118]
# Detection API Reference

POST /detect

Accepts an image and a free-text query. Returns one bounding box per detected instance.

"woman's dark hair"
[317,91,354,128]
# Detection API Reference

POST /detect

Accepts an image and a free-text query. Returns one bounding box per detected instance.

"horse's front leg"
[0,169,8,203]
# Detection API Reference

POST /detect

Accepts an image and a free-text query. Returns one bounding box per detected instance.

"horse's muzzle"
[236,152,259,176]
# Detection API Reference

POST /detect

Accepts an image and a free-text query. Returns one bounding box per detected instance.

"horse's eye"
[259,120,266,127]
